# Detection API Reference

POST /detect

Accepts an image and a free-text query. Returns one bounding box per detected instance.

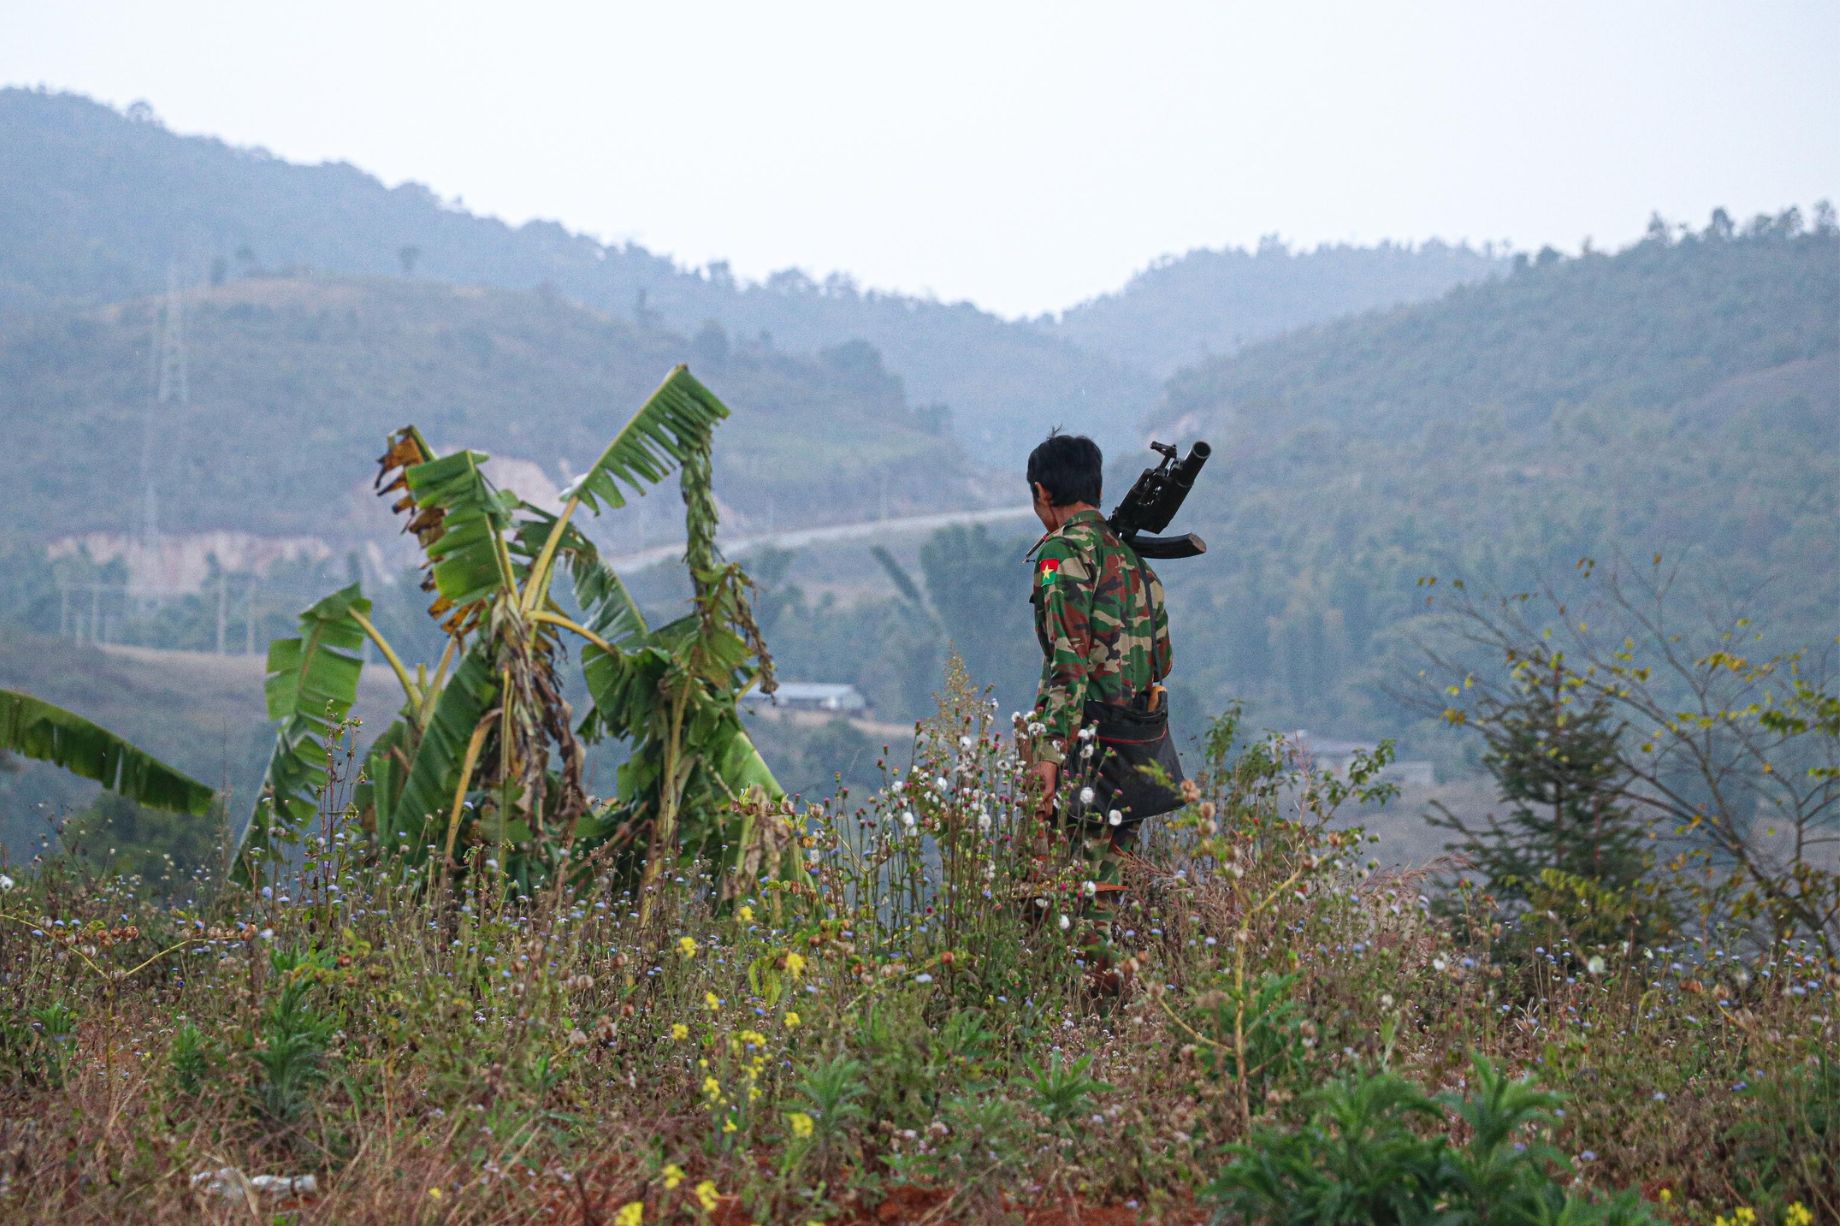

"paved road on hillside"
[604,505,1038,571]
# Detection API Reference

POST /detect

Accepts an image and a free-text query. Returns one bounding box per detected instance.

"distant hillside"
[0,630,401,854]
[0,87,1154,456]
[0,275,973,543]
[1141,215,1839,741]
[1050,238,1502,376]
[1,88,1530,458]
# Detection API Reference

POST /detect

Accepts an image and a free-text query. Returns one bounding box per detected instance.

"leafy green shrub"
[794,1053,869,1149]
[23,1002,78,1088]
[1022,1051,1111,1132]
[168,1020,216,1097]
[249,948,338,1125]
[1205,1056,1659,1225]
[1185,970,1308,1115]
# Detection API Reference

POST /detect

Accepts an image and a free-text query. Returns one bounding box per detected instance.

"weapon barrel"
[1144,442,1210,532]
[1171,442,1210,490]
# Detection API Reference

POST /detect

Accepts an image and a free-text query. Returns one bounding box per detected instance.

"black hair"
[1026,431,1104,507]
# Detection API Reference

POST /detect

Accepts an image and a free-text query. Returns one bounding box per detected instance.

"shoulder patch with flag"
[1036,557,1062,587]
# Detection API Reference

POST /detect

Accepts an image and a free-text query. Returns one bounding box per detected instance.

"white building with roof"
[770,682,869,714]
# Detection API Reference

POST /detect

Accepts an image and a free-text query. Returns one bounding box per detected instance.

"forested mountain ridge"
[1,87,1515,457]
[1160,212,1837,440]
[1048,237,1503,376]
[0,87,1153,455]
[1139,215,1838,745]
[0,274,972,543]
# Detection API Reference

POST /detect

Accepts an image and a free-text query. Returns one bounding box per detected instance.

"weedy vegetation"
[0,666,1832,1222]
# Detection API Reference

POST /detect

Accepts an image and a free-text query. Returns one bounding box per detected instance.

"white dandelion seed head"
[1107,809,1123,827]
[1077,726,1096,741]
[1058,914,1072,931]
[1081,880,1097,897]
[1078,786,1095,805]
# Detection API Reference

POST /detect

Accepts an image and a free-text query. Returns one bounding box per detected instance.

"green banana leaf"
[354,714,414,840]
[391,649,500,852]
[564,365,731,516]
[403,449,517,624]
[0,688,215,815]
[239,584,371,878]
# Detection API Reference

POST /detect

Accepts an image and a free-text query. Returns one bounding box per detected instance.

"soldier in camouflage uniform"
[1023,432,1174,872]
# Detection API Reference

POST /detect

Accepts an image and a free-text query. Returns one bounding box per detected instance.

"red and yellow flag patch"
[1036,557,1062,588]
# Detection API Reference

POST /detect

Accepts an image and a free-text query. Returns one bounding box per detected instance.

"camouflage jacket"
[1029,508,1173,764]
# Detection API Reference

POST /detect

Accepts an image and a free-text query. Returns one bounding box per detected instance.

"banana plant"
[1,688,216,816]
[240,365,789,897]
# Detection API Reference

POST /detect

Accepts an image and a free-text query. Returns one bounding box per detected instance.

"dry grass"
[0,705,1832,1224]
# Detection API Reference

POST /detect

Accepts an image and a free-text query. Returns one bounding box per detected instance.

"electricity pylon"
[140,266,189,562]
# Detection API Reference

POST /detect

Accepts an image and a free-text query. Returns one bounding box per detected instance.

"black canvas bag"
[1080,696,1187,827]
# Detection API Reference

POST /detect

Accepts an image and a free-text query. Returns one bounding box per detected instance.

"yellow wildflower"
[702,1075,722,1101]
[428,1187,443,1200]
[705,991,721,1010]
[695,1180,720,1211]
[661,1163,685,1190]
[723,1116,738,1133]
[1786,1205,1813,1226]
[1734,1211,1756,1226]
[784,1011,801,1028]
[671,1022,689,1040]
[784,951,807,979]
[678,936,698,958]
[788,1111,815,1138]
[614,1202,643,1226]
[738,905,754,923]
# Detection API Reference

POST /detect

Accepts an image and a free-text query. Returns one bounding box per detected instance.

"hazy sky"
[5,1,1836,317]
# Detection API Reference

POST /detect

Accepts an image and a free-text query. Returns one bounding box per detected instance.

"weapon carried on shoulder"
[1107,440,1211,560]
